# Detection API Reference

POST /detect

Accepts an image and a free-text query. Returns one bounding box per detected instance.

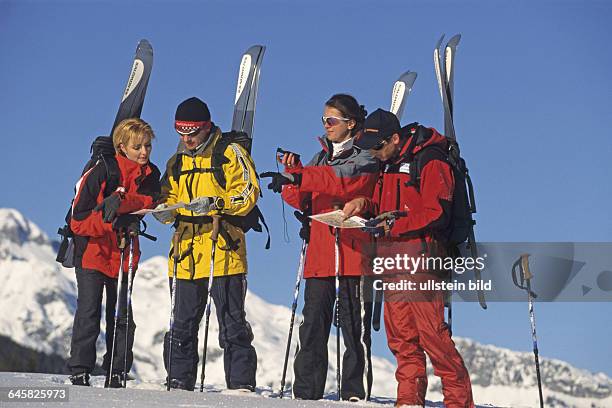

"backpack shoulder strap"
[101,155,121,197]
[211,133,234,189]
[212,131,252,189]
[408,144,449,192]
[171,153,184,183]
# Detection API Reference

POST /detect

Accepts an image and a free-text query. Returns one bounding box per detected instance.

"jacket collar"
[391,125,447,165]
[317,135,358,161]
[115,153,152,185]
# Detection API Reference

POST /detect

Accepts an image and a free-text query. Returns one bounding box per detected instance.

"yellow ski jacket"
[160,128,260,279]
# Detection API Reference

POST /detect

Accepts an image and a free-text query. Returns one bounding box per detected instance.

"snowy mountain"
[0,207,611,408]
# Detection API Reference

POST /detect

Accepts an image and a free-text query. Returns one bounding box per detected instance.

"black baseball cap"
[353,108,400,150]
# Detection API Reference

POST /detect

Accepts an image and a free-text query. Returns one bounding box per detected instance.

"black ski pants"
[68,268,135,375]
[163,274,257,390]
[293,276,373,400]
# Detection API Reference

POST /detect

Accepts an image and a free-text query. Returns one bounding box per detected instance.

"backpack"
[171,130,270,249]
[402,123,477,247]
[56,136,120,266]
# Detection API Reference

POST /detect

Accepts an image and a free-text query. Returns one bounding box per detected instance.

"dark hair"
[325,93,368,135]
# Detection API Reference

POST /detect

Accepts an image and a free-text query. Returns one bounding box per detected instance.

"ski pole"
[370,212,408,332]
[279,238,307,398]
[106,231,127,388]
[166,229,181,391]
[334,225,342,401]
[199,215,221,392]
[512,254,544,408]
[122,232,136,387]
[372,289,383,331]
[446,275,453,336]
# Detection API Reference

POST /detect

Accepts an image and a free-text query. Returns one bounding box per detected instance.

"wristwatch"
[213,197,225,211]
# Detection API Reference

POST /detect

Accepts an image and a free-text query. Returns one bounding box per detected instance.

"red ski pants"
[384,279,474,408]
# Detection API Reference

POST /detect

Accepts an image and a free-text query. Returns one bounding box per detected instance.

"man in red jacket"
[344,109,474,408]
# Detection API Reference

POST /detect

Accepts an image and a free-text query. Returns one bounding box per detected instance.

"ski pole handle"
[172,230,181,260]
[521,254,533,281]
[118,233,127,249]
[511,258,523,289]
[210,215,221,242]
[512,254,538,298]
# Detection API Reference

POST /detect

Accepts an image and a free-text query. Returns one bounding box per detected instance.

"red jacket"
[364,126,454,269]
[282,137,379,278]
[70,154,161,278]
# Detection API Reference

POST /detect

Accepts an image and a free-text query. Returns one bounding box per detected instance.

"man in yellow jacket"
[154,97,260,391]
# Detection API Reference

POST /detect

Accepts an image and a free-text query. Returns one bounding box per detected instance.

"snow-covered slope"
[0,208,611,408]
[0,372,396,408]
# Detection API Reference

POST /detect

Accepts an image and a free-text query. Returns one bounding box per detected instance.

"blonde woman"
[67,118,160,387]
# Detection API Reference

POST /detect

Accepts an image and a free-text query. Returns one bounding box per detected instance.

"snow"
[0,372,452,408]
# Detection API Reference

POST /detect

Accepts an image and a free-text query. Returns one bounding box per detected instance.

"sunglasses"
[321,116,350,127]
[371,138,390,151]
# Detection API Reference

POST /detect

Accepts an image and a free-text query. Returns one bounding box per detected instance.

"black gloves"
[362,218,387,238]
[294,210,311,243]
[94,193,122,223]
[260,171,301,193]
[112,214,140,235]
[362,211,407,238]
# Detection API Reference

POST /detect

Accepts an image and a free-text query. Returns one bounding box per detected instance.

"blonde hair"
[112,118,155,154]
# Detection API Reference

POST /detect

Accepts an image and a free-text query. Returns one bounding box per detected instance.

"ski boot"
[108,372,126,388]
[228,384,255,393]
[165,378,194,391]
[69,373,90,386]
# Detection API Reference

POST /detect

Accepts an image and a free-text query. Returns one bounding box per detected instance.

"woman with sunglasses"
[262,94,379,401]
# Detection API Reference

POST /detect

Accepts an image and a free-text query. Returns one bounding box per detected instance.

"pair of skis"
[231,45,266,141]
[434,35,459,141]
[434,34,487,311]
[111,39,153,134]
[197,44,266,393]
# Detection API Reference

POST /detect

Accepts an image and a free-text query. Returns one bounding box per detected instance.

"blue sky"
[1,0,611,376]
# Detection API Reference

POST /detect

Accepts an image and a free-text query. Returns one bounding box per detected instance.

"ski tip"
[136,39,153,57]
[447,34,462,48]
[137,39,152,48]
[397,70,415,83]
[397,69,412,78]
[435,34,446,49]
[246,44,266,54]
[397,71,417,89]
